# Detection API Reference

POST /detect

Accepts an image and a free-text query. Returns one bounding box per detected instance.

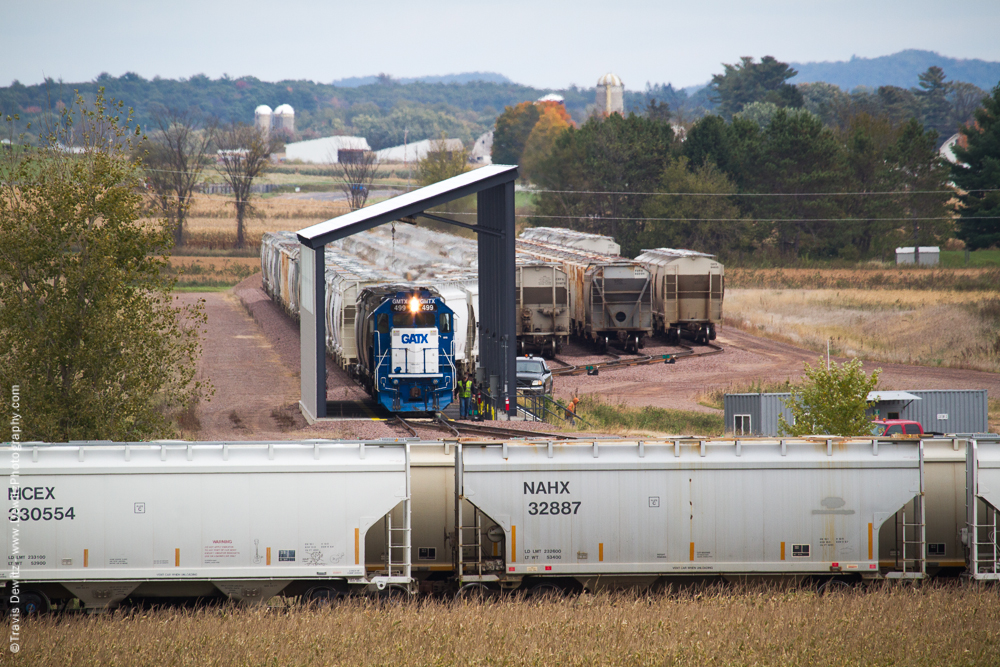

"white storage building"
[285,136,371,164]
[895,246,940,266]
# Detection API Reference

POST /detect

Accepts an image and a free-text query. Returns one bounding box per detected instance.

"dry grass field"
[10,585,1000,666]
[729,266,1000,292]
[726,289,1000,373]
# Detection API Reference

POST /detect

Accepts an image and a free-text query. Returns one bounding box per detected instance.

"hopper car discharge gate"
[454,439,927,589]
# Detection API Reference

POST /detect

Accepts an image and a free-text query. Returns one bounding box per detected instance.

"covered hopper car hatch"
[454,439,928,594]
[0,441,416,612]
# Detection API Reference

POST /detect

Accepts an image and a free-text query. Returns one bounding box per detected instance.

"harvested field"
[12,585,1000,666]
[164,256,261,286]
[729,266,1000,291]
[725,288,1000,373]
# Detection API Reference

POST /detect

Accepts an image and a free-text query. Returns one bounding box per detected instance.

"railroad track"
[551,341,723,376]
[392,415,580,440]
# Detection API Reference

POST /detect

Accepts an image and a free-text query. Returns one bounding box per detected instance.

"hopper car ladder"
[966,439,1000,580]
[968,501,1000,578]
[383,513,412,581]
[888,446,926,580]
[454,445,492,583]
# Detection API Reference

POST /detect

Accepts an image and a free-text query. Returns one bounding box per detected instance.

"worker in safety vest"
[457,375,474,419]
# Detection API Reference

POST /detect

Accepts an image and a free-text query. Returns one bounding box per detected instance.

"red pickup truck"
[870,419,925,436]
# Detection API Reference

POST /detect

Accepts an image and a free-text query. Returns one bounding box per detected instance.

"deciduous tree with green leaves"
[778,358,881,436]
[0,91,210,442]
[491,101,540,165]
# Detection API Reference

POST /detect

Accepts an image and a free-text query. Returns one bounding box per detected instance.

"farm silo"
[273,104,295,134]
[254,104,272,136]
[596,73,624,116]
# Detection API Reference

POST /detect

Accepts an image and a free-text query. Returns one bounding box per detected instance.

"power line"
[526,187,988,197]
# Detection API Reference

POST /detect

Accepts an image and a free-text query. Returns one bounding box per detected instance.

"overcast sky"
[5,0,999,90]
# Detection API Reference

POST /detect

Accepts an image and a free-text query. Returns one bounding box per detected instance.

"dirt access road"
[553,327,1000,414]
[182,277,999,439]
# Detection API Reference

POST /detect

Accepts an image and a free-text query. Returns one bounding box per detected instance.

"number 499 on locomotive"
[354,285,457,413]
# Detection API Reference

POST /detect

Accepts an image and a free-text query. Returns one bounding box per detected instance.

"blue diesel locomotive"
[354,285,457,413]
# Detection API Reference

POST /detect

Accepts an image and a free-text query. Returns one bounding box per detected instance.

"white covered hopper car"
[7,436,1000,611]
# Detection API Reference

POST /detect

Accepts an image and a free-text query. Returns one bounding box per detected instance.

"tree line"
[493,58,1000,259]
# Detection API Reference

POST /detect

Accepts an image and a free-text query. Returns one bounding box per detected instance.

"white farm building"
[284,136,371,163]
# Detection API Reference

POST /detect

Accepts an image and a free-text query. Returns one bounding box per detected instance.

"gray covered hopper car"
[520,227,621,256]
[516,239,652,352]
[634,248,724,344]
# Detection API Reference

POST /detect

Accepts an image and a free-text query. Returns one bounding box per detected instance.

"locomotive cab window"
[377,314,389,334]
[393,311,436,328]
[440,313,452,333]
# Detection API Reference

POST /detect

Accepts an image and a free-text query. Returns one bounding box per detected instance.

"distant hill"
[789,49,1000,91]
[331,72,513,87]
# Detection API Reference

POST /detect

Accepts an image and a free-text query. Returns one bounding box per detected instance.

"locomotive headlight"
[408,296,419,313]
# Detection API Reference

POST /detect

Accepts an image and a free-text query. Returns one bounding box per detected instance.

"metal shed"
[296,165,518,421]
[895,246,940,266]
[724,389,989,436]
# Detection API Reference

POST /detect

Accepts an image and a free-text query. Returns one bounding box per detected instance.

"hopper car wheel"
[376,585,411,605]
[19,590,48,615]
[527,582,566,599]
[456,583,494,601]
[303,586,344,607]
[817,578,856,596]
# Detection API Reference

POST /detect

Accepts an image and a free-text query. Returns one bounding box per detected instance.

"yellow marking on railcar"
[599,543,604,562]
[868,523,873,561]
[512,525,516,562]
[84,549,88,568]
[355,528,360,564]
[175,548,180,567]
[267,547,271,566]
[781,542,785,561]
[690,542,695,561]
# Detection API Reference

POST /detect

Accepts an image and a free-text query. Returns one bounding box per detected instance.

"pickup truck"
[870,419,926,436]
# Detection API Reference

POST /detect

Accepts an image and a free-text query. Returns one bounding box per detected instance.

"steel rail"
[551,341,722,376]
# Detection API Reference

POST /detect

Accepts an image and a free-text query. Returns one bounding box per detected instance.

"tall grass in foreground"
[10,585,1000,666]
[575,396,724,436]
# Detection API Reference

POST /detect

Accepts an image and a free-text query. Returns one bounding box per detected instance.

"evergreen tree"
[709,56,804,119]
[913,66,953,138]
[682,115,732,172]
[951,84,1000,250]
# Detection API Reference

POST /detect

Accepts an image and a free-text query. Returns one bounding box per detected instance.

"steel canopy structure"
[296,164,519,420]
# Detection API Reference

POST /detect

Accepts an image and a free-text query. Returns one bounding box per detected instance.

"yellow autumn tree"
[520,103,573,182]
